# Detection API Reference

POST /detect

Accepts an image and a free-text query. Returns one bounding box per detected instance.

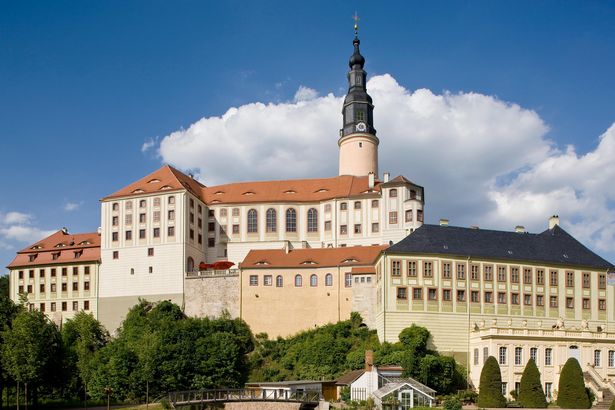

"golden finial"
[353,11,360,36]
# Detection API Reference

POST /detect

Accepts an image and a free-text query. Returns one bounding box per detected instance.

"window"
[207,238,215,247]
[471,291,480,303]
[511,293,519,305]
[73,266,78,275]
[84,301,90,310]
[405,210,413,222]
[474,349,479,365]
[389,189,397,198]
[566,271,575,287]
[27,285,32,293]
[566,297,574,309]
[189,198,194,208]
[229,208,238,217]
[51,269,56,277]
[498,266,507,282]
[511,267,519,283]
[371,222,379,233]
[423,262,433,277]
[524,294,532,306]
[325,221,332,231]
[549,296,558,308]
[247,209,258,233]
[498,292,507,304]
[354,224,361,234]
[354,201,361,209]
[389,211,398,224]
[537,269,545,285]
[168,210,175,220]
[530,347,538,362]
[499,347,507,365]
[483,347,489,364]
[112,232,118,242]
[457,290,466,302]
[126,201,133,210]
[408,261,417,277]
[471,264,479,280]
[371,200,379,208]
[442,289,452,301]
[187,257,194,272]
[168,226,175,236]
[50,302,56,312]
[153,197,160,207]
[456,264,465,280]
[609,351,615,367]
[417,210,424,222]
[84,266,90,275]
[397,287,407,300]
[139,199,146,208]
[442,262,452,279]
[249,275,258,286]
[392,260,401,276]
[153,227,160,238]
[536,295,544,306]
[112,216,119,226]
[285,208,297,232]
[139,229,146,239]
[276,275,283,287]
[113,251,119,259]
[39,284,45,293]
[599,299,607,310]
[263,275,272,286]
[484,265,493,281]
[545,348,552,365]
[189,213,194,224]
[545,383,553,401]
[147,247,154,257]
[125,230,132,240]
[340,202,347,211]
[583,272,591,288]
[595,350,602,367]
[139,213,146,223]
[583,298,590,310]
[340,225,348,235]
[73,301,78,311]
[550,270,558,286]
[599,274,606,289]
[484,291,493,303]
[62,302,67,312]
[266,208,277,232]
[523,268,532,284]
[325,273,333,286]
[501,382,507,397]
[112,203,119,211]
[220,208,227,217]
[307,208,318,232]
[294,274,302,287]
[428,288,437,301]
[39,269,45,278]
[72,282,78,291]
[345,273,352,287]
[84,281,90,291]
[62,267,67,276]
[308,274,317,287]
[413,287,423,300]
[232,224,239,234]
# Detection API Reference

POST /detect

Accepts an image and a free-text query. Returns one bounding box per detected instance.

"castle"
[7,28,615,401]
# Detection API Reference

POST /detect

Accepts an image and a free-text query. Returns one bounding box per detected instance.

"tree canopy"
[477,356,506,408]
[558,358,591,408]
[518,359,547,408]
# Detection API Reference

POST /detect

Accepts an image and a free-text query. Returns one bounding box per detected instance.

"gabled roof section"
[202,175,380,205]
[335,369,365,386]
[380,175,418,188]
[103,165,206,200]
[242,245,387,269]
[387,224,614,270]
[7,230,101,269]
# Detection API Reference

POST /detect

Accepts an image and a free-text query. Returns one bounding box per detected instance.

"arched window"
[266,208,277,233]
[286,208,297,232]
[187,257,195,272]
[294,274,302,287]
[325,273,333,286]
[307,208,318,232]
[247,209,258,233]
[389,189,398,198]
[276,275,283,287]
[310,274,318,287]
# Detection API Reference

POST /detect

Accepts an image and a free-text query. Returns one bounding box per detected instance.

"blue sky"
[1,1,615,268]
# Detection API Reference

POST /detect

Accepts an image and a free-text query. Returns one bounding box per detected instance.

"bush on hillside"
[557,358,591,408]
[477,356,506,408]
[518,359,547,408]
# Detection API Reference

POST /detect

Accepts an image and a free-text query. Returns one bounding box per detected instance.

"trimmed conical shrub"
[557,357,591,408]
[518,359,547,408]
[478,356,507,408]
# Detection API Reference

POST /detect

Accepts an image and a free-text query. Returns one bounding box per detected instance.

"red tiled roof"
[7,230,101,269]
[241,245,387,269]
[350,267,376,275]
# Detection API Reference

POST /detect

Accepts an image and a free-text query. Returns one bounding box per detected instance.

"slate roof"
[386,224,614,270]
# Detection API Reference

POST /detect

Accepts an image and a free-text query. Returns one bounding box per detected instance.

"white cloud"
[63,201,83,212]
[293,86,319,102]
[2,211,31,225]
[141,137,158,153]
[156,74,615,261]
[0,211,56,247]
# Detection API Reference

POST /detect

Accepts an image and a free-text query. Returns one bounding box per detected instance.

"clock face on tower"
[356,122,367,132]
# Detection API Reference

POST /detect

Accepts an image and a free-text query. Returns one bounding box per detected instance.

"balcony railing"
[186,269,239,278]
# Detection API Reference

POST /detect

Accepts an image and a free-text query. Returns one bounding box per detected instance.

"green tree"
[558,358,591,408]
[1,309,61,409]
[477,356,506,408]
[398,325,430,376]
[0,276,18,409]
[518,359,547,408]
[417,354,462,394]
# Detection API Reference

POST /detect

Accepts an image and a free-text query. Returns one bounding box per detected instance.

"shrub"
[609,398,615,410]
[477,356,506,408]
[443,397,462,410]
[518,359,547,408]
[557,358,590,408]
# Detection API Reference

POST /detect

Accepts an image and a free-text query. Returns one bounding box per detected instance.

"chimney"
[548,215,560,230]
[61,227,69,235]
[515,225,526,233]
[470,225,480,230]
[97,227,102,235]
[365,350,374,372]
[383,172,390,183]
[284,241,291,254]
[368,172,375,189]
[439,219,449,227]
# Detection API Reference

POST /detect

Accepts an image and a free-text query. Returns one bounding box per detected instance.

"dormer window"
[301,260,317,265]
[78,241,90,245]
[255,260,269,266]
[74,250,83,259]
[31,245,42,250]
[132,189,145,194]
[148,179,160,184]
[315,188,328,193]
[342,258,358,263]
[284,190,296,194]
[211,200,221,204]
[52,252,60,260]
[214,191,225,195]
[55,243,66,248]
[243,191,255,196]
[159,185,172,190]
[28,254,38,262]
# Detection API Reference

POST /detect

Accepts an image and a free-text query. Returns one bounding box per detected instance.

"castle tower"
[338,21,379,176]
